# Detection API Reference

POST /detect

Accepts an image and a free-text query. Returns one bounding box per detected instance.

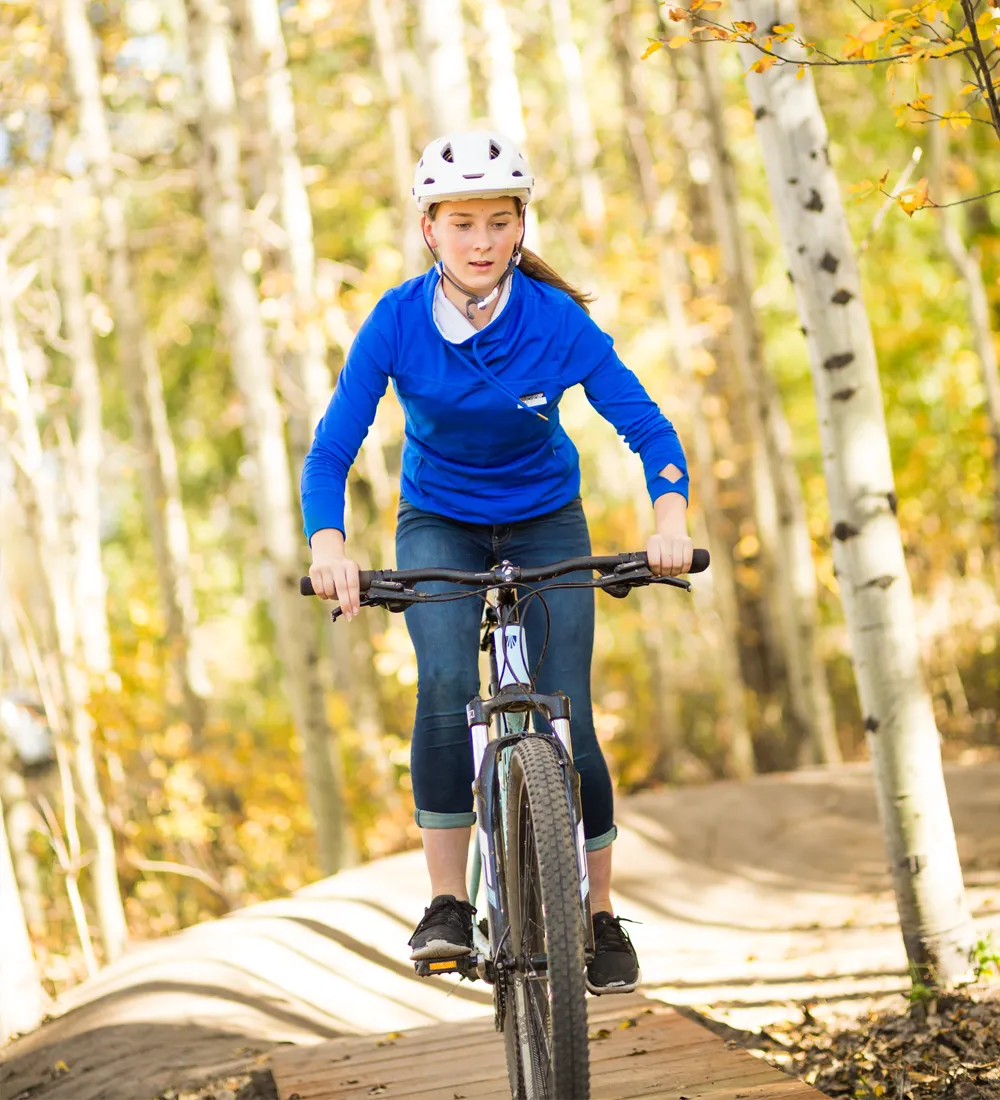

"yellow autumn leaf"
[733,20,757,32]
[847,179,875,194]
[668,34,691,48]
[641,39,663,59]
[699,0,723,8]
[941,110,972,129]
[898,176,929,216]
[749,54,779,73]
[859,19,890,42]
[879,169,890,186]
[666,6,688,19]
[959,82,978,95]
[772,22,795,33]
[797,64,806,79]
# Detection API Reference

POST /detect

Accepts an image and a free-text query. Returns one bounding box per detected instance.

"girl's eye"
[492,222,510,230]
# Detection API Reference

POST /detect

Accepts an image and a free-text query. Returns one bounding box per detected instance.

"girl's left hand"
[646,529,694,577]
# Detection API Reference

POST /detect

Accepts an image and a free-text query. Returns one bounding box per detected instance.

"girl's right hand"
[309,530,361,619]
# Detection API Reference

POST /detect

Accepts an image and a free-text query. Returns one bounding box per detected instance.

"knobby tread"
[506,736,590,1098]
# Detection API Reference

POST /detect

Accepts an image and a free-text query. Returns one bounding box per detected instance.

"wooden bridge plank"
[270,994,825,1100]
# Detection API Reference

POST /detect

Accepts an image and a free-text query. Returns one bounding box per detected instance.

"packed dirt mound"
[2,762,998,1100]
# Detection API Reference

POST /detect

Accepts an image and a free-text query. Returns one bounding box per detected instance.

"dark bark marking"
[831,288,854,305]
[863,574,896,590]
[787,177,799,185]
[801,326,808,337]
[797,245,806,254]
[887,491,898,515]
[903,854,922,874]
[832,386,857,401]
[819,251,839,274]
[833,521,859,541]
[864,715,880,733]
[804,189,824,212]
[755,106,768,120]
[787,270,794,283]
[823,352,855,371]
[809,150,818,159]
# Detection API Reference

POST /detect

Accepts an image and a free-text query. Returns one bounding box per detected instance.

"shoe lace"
[593,913,639,954]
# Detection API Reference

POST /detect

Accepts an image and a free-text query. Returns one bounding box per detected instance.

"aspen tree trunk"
[239,0,331,465]
[478,0,540,247]
[0,765,46,936]
[690,42,840,765]
[418,0,471,132]
[733,0,976,983]
[0,251,128,963]
[548,0,606,228]
[58,0,207,739]
[56,173,113,677]
[927,101,1000,539]
[608,4,754,776]
[369,0,423,276]
[184,0,352,874]
[0,791,47,1041]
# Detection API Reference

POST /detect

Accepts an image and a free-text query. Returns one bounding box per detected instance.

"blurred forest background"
[1,0,998,1003]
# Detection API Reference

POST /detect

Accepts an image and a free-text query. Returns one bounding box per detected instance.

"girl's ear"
[421,213,437,250]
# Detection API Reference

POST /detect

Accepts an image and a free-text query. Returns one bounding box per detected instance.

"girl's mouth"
[469,260,493,269]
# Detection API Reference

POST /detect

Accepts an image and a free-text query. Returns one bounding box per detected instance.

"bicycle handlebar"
[299,548,709,598]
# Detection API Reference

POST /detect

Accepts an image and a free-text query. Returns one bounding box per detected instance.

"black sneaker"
[586,911,641,995]
[408,894,476,961]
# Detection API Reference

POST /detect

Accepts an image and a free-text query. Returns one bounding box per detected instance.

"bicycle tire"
[502,736,589,1099]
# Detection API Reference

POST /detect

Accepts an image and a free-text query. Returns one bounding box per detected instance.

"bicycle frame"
[465,569,595,978]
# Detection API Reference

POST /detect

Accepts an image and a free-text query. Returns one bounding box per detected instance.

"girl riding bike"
[301,130,693,994]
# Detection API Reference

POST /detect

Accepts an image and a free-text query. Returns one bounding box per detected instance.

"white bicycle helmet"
[413,130,533,212]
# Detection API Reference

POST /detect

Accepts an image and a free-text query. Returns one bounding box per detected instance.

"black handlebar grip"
[300,572,376,596]
[690,548,710,574]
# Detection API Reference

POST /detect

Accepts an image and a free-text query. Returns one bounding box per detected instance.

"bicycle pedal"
[414,953,481,979]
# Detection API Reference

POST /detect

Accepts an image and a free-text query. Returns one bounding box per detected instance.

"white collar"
[432,272,512,343]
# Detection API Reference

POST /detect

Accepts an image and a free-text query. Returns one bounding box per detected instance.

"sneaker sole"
[585,968,641,996]
[409,939,474,961]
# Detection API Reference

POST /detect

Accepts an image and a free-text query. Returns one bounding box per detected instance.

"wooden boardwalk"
[270,993,824,1100]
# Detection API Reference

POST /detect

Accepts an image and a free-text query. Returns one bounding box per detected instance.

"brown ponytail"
[516,246,595,314]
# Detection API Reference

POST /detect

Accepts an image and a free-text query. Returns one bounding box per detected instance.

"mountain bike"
[301,546,709,1099]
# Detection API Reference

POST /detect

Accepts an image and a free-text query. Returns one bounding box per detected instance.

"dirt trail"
[2,762,998,1100]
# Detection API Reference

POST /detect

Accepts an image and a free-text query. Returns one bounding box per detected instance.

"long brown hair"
[426,199,596,314]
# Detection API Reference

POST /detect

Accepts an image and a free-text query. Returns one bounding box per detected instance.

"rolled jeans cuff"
[585,825,617,852]
[414,809,477,829]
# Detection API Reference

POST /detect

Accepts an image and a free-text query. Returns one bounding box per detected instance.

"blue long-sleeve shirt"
[301,268,688,540]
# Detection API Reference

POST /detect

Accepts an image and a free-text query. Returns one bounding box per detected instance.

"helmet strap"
[422,225,523,321]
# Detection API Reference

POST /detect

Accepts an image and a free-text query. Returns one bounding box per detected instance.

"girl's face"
[422,198,523,293]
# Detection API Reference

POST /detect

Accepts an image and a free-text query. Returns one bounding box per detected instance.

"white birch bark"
[59,0,208,738]
[0,790,47,1041]
[548,0,606,228]
[418,0,472,133]
[369,0,423,275]
[690,42,840,765]
[55,174,112,677]
[0,249,128,963]
[478,0,540,248]
[239,0,331,463]
[733,0,976,982]
[184,0,351,874]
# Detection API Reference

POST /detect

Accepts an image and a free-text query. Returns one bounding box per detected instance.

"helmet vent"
[423,177,435,185]
[441,143,454,163]
[512,170,523,177]
[489,140,501,159]
[462,173,484,179]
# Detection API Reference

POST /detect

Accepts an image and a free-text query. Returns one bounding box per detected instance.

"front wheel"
[502,736,589,1099]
